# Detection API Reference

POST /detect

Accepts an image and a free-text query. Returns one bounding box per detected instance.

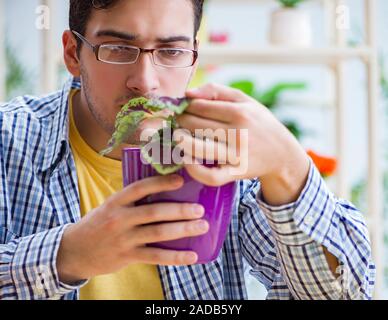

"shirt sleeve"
[256,159,376,300]
[238,179,294,300]
[0,112,87,300]
[0,224,88,300]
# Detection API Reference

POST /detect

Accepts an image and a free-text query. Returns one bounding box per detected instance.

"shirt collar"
[40,77,81,173]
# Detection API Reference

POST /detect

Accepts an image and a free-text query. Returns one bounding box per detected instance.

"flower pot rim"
[122,146,141,151]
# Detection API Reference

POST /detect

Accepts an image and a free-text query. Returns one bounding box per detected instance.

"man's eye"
[161,49,184,57]
[110,46,132,53]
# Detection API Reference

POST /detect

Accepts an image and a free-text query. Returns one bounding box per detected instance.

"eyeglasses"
[72,31,198,68]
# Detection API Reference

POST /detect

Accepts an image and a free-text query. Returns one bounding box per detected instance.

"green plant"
[381,55,388,99]
[100,97,189,175]
[229,79,307,140]
[5,40,31,100]
[277,0,306,8]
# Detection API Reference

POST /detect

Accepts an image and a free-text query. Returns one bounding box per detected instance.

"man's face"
[78,0,197,138]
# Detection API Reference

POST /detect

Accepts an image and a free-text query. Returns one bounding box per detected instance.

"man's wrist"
[260,147,310,206]
[56,224,88,285]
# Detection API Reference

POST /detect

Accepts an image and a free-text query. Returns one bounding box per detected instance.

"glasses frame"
[72,30,198,68]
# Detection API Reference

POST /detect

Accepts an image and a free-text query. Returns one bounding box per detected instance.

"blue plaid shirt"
[0,78,375,300]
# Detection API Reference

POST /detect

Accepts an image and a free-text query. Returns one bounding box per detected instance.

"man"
[0,0,375,300]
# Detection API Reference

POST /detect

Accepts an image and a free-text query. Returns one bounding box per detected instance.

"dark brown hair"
[69,0,204,50]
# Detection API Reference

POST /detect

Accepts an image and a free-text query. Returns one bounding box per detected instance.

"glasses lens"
[98,45,139,64]
[154,49,194,67]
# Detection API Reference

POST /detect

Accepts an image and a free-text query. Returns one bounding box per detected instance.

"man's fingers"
[183,163,237,187]
[119,202,205,226]
[134,247,199,266]
[131,219,209,244]
[183,99,242,123]
[109,175,184,206]
[174,129,240,165]
[177,112,229,132]
[185,83,248,103]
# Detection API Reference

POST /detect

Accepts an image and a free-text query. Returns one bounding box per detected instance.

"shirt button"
[304,215,314,226]
[334,281,342,292]
[35,286,45,296]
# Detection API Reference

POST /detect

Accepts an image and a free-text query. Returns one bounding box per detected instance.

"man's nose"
[126,52,160,95]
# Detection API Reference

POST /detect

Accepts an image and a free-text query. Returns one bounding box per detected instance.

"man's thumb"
[186,83,246,102]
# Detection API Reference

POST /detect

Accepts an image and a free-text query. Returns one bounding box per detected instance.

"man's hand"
[56,175,208,284]
[175,83,310,206]
[176,83,339,274]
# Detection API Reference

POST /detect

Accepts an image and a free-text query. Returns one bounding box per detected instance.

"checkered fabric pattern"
[0,78,375,300]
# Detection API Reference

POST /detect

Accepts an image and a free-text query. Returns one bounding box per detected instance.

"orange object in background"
[306,149,337,178]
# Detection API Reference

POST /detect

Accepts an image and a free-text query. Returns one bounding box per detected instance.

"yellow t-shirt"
[68,89,164,300]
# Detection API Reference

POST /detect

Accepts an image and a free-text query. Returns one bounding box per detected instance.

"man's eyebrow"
[156,36,192,43]
[95,30,192,44]
[95,30,138,41]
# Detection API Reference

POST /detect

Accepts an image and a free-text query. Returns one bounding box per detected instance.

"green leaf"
[99,111,148,156]
[284,120,303,140]
[277,0,306,8]
[100,96,189,173]
[141,147,184,175]
[140,127,184,175]
[144,97,190,115]
[229,80,255,96]
[257,82,306,109]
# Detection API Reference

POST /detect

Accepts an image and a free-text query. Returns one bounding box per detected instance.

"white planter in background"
[269,7,312,47]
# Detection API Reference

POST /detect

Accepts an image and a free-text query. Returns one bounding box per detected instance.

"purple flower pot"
[122,147,236,264]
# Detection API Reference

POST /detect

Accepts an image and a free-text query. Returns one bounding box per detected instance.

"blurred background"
[0,0,387,299]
